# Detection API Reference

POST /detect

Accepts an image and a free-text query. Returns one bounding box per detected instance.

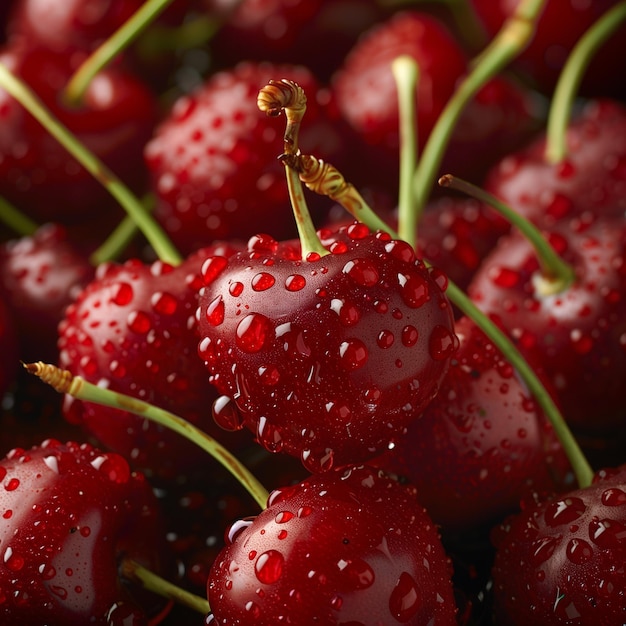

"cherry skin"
[373,315,574,536]
[196,223,458,472]
[491,463,626,625]
[0,298,18,399]
[57,242,246,481]
[467,216,626,434]
[0,439,172,625]
[207,464,458,625]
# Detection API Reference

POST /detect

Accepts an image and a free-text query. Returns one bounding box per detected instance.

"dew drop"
[389,571,420,621]
[236,313,272,352]
[275,511,294,524]
[401,325,418,347]
[385,240,415,263]
[566,538,593,564]
[226,518,255,545]
[340,557,375,590]
[285,274,306,291]
[127,310,151,334]
[258,365,281,386]
[342,258,380,287]
[4,548,24,572]
[201,256,229,285]
[245,601,261,618]
[151,292,178,315]
[212,396,244,431]
[205,295,225,326]
[90,453,131,484]
[4,478,19,491]
[429,325,458,361]
[229,281,244,297]
[2,510,11,519]
[301,447,335,473]
[257,417,284,453]
[111,282,134,306]
[252,272,276,291]
[339,338,368,370]
[530,535,560,566]
[255,550,284,584]
[544,497,586,527]
[377,330,394,349]
[601,488,626,506]
[490,267,520,288]
[589,518,626,549]
[398,272,430,308]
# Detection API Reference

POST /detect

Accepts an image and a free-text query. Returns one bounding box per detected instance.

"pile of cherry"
[0,0,625,624]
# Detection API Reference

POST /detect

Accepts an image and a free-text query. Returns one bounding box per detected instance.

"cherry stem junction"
[258,80,327,259]
[412,0,547,217]
[392,55,420,244]
[0,62,182,266]
[64,0,176,105]
[24,362,270,509]
[545,1,626,164]
[439,174,576,294]
[121,558,210,616]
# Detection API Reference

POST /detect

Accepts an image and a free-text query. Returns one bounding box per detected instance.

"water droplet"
[429,325,458,361]
[389,571,420,621]
[377,330,395,349]
[201,256,229,285]
[127,310,151,334]
[275,511,294,524]
[111,282,133,306]
[151,292,178,315]
[301,447,335,473]
[90,453,131,484]
[257,416,284,453]
[205,295,225,326]
[339,339,368,370]
[342,258,380,287]
[339,557,375,590]
[43,455,59,474]
[398,272,430,308]
[566,538,593,564]
[252,272,276,291]
[2,510,12,519]
[530,535,560,566]
[226,518,255,545]
[255,550,284,584]
[4,478,19,491]
[601,488,626,507]
[490,267,520,288]
[285,274,306,291]
[245,601,261,617]
[330,299,360,326]
[385,240,415,263]
[212,396,244,431]
[589,518,626,549]
[401,325,418,347]
[258,365,281,386]
[4,548,24,572]
[236,313,272,352]
[544,497,586,527]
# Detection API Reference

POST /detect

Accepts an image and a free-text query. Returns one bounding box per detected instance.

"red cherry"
[207,464,458,625]
[0,439,172,624]
[196,224,457,472]
[491,463,626,624]
[468,216,626,433]
[0,298,18,399]
[0,223,94,362]
[374,315,574,535]
[57,242,246,480]
[144,61,347,256]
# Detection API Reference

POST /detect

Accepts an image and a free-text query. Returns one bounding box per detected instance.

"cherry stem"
[0,62,182,266]
[257,80,327,259]
[284,153,393,234]
[121,558,209,616]
[24,362,270,509]
[64,0,176,105]
[392,55,419,245]
[439,174,576,294]
[545,1,626,164]
[443,280,594,489]
[412,0,546,217]
[0,195,39,236]
[89,194,156,266]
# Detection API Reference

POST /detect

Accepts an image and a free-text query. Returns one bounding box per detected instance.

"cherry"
[0,41,157,227]
[491,463,626,624]
[373,315,574,536]
[467,216,626,434]
[207,464,458,625]
[483,99,626,230]
[0,298,18,399]
[143,61,348,256]
[0,223,94,362]
[57,241,247,481]
[196,223,457,472]
[0,438,172,624]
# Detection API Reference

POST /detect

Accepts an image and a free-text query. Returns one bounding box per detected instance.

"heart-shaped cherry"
[196,223,457,472]
[207,464,458,625]
[0,438,172,625]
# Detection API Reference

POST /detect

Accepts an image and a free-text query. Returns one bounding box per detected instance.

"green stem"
[392,55,419,247]
[25,362,269,509]
[121,558,209,615]
[545,1,626,164]
[0,196,38,236]
[64,0,176,105]
[0,62,182,266]
[412,0,546,216]
[439,175,576,293]
[444,280,593,489]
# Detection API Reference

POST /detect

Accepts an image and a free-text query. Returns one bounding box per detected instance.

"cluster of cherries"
[0,0,625,624]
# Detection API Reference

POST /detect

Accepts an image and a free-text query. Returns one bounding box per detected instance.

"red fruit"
[0,223,94,362]
[0,439,171,625]
[144,61,347,255]
[483,99,626,230]
[196,223,457,472]
[0,42,158,226]
[57,242,245,480]
[491,463,626,625]
[470,0,626,97]
[467,216,626,433]
[374,315,574,535]
[0,298,18,398]
[207,464,458,625]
